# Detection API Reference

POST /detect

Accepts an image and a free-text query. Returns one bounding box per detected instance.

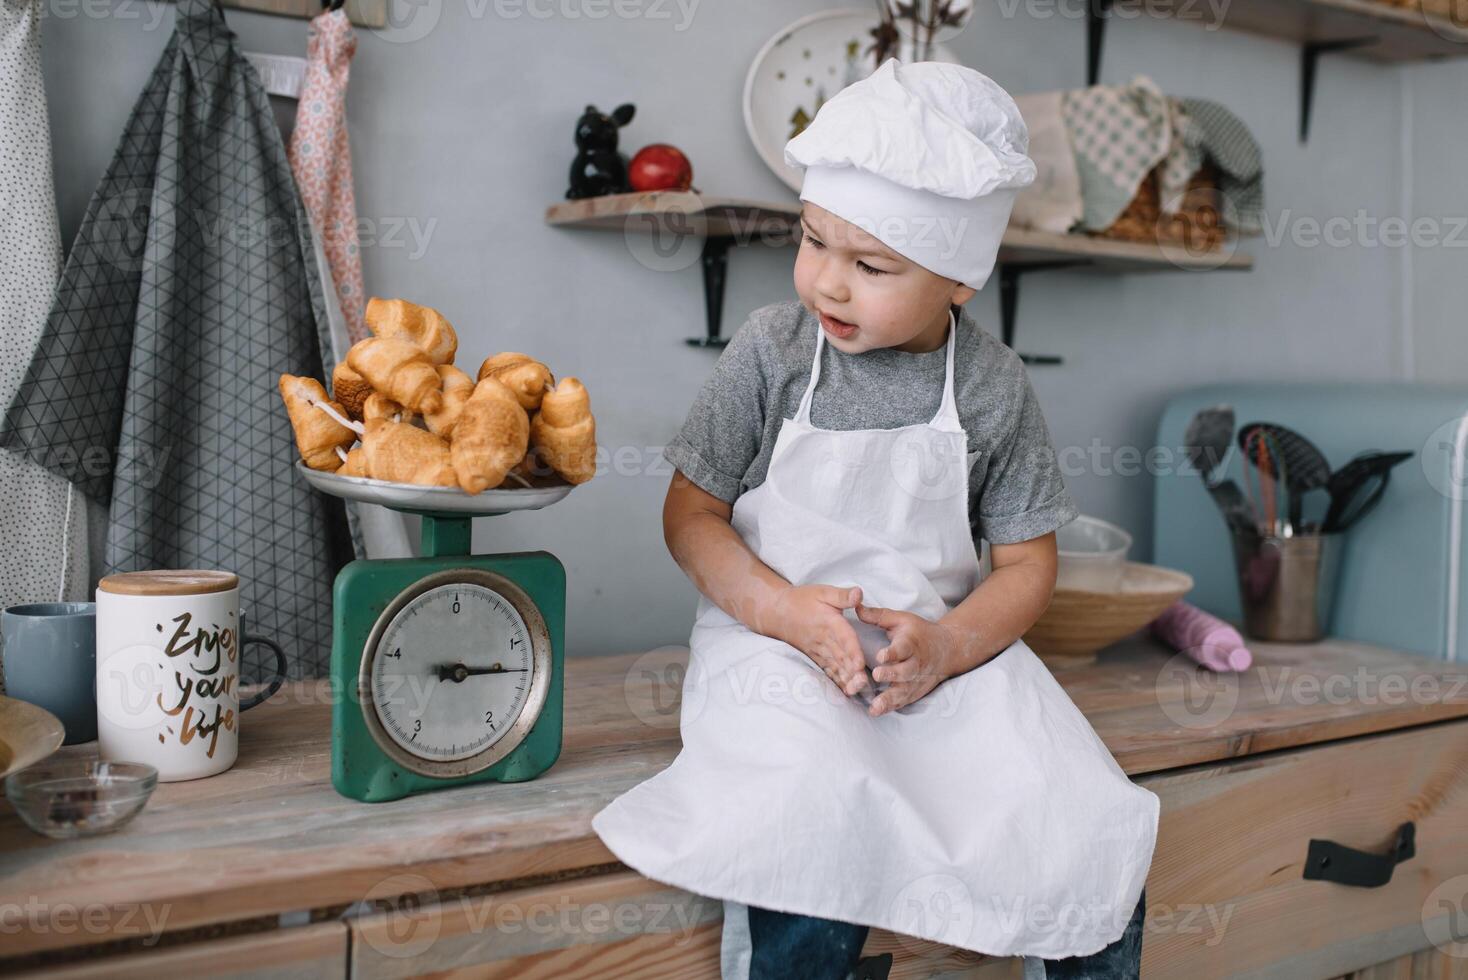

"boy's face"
[794,203,977,355]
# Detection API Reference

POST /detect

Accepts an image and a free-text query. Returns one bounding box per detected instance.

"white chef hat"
[784,58,1036,291]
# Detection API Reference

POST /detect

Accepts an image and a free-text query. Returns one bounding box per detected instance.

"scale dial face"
[359,569,552,778]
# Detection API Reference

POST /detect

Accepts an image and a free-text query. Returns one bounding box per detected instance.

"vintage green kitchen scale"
[298,462,570,803]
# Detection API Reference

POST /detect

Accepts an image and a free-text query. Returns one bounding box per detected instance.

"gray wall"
[39,0,1459,657]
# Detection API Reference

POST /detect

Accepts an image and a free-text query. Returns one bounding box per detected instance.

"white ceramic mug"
[95,570,286,781]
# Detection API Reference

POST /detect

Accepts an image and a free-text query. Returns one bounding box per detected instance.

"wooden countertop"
[2,635,1466,959]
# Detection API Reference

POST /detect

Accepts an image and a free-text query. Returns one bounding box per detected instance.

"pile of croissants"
[279,297,596,494]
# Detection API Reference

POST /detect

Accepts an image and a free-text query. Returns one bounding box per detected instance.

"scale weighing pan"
[295,461,574,516]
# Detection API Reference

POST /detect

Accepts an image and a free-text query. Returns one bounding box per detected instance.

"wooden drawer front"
[6,922,347,980]
[349,870,1034,979]
[1139,719,1468,979]
[349,871,724,979]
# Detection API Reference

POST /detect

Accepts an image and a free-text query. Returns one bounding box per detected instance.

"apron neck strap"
[795,308,961,430]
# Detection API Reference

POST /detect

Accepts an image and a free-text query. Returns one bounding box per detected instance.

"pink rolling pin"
[1150,600,1253,672]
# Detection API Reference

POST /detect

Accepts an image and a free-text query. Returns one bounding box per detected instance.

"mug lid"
[96,570,239,596]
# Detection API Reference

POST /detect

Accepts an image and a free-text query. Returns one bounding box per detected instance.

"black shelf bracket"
[1299,37,1378,143]
[997,261,1085,366]
[687,235,735,348]
[1087,0,1113,85]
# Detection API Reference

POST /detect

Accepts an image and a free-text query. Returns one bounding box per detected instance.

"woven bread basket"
[1024,562,1194,671]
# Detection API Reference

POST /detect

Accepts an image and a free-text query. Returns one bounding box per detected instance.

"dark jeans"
[745,887,1146,980]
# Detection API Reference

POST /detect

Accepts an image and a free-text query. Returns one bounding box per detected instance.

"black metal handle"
[1303,821,1415,888]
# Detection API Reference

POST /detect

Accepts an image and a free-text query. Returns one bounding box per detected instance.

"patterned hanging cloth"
[288,8,410,560]
[0,0,105,620]
[0,0,357,679]
[288,8,367,343]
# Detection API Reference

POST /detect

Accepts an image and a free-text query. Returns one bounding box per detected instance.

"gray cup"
[1,602,98,745]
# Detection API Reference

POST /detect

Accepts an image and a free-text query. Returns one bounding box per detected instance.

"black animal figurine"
[566,103,636,200]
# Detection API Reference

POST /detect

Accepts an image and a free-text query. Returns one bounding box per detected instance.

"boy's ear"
[950,283,978,306]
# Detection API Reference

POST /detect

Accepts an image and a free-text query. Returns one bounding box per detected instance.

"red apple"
[629,144,694,192]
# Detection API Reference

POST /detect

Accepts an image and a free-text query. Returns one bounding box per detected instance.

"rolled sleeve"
[659,317,767,505]
[975,373,1079,545]
[663,436,743,503]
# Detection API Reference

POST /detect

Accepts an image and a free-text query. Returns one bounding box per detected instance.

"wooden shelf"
[545,192,801,240]
[1132,0,1468,62]
[546,191,1253,357]
[998,227,1254,272]
[546,192,1252,271]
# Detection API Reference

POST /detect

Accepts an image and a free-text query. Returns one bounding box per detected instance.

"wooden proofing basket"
[1024,562,1194,670]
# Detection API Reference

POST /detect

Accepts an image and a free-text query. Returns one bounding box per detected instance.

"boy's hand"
[769,585,873,699]
[855,602,964,717]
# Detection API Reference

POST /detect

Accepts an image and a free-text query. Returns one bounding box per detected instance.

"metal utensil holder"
[1229,530,1344,642]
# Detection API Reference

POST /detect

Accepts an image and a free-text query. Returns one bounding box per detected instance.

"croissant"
[346,336,443,415]
[362,392,410,424]
[530,378,596,485]
[452,378,530,494]
[478,353,554,412]
[331,361,373,420]
[424,365,475,439]
[360,418,457,487]
[338,443,369,478]
[279,374,357,471]
[366,297,458,365]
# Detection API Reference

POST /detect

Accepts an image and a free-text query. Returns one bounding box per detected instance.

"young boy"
[592,60,1158,980]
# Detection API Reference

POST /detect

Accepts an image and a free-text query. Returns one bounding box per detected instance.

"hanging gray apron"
[0,0,356,680]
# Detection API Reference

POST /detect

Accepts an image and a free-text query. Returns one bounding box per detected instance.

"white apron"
[592,312,1159,960]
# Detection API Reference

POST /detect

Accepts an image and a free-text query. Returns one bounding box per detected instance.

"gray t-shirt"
[663,300,1079,545]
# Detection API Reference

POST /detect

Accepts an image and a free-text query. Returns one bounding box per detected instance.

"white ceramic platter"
[743,8,960,193]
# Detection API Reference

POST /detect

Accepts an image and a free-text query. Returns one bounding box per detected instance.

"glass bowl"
[1055,515,1134,592]
[5,760,158,839]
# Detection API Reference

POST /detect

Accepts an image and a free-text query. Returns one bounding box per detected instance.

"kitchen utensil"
[1023,562,1194,669]
[1183,405,1253,533]
[1,602,96,745]
[742,10,958,193]
[5,759,157,839]
[1321,450,1414,534]
[1054,515,1133,591]
[0,695,65,779]
[1184,405,1234,481]
[1238,422,1332,534]
[303,464,574,803]
[1149,600,1251,671]
[1229,529,1343,642]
